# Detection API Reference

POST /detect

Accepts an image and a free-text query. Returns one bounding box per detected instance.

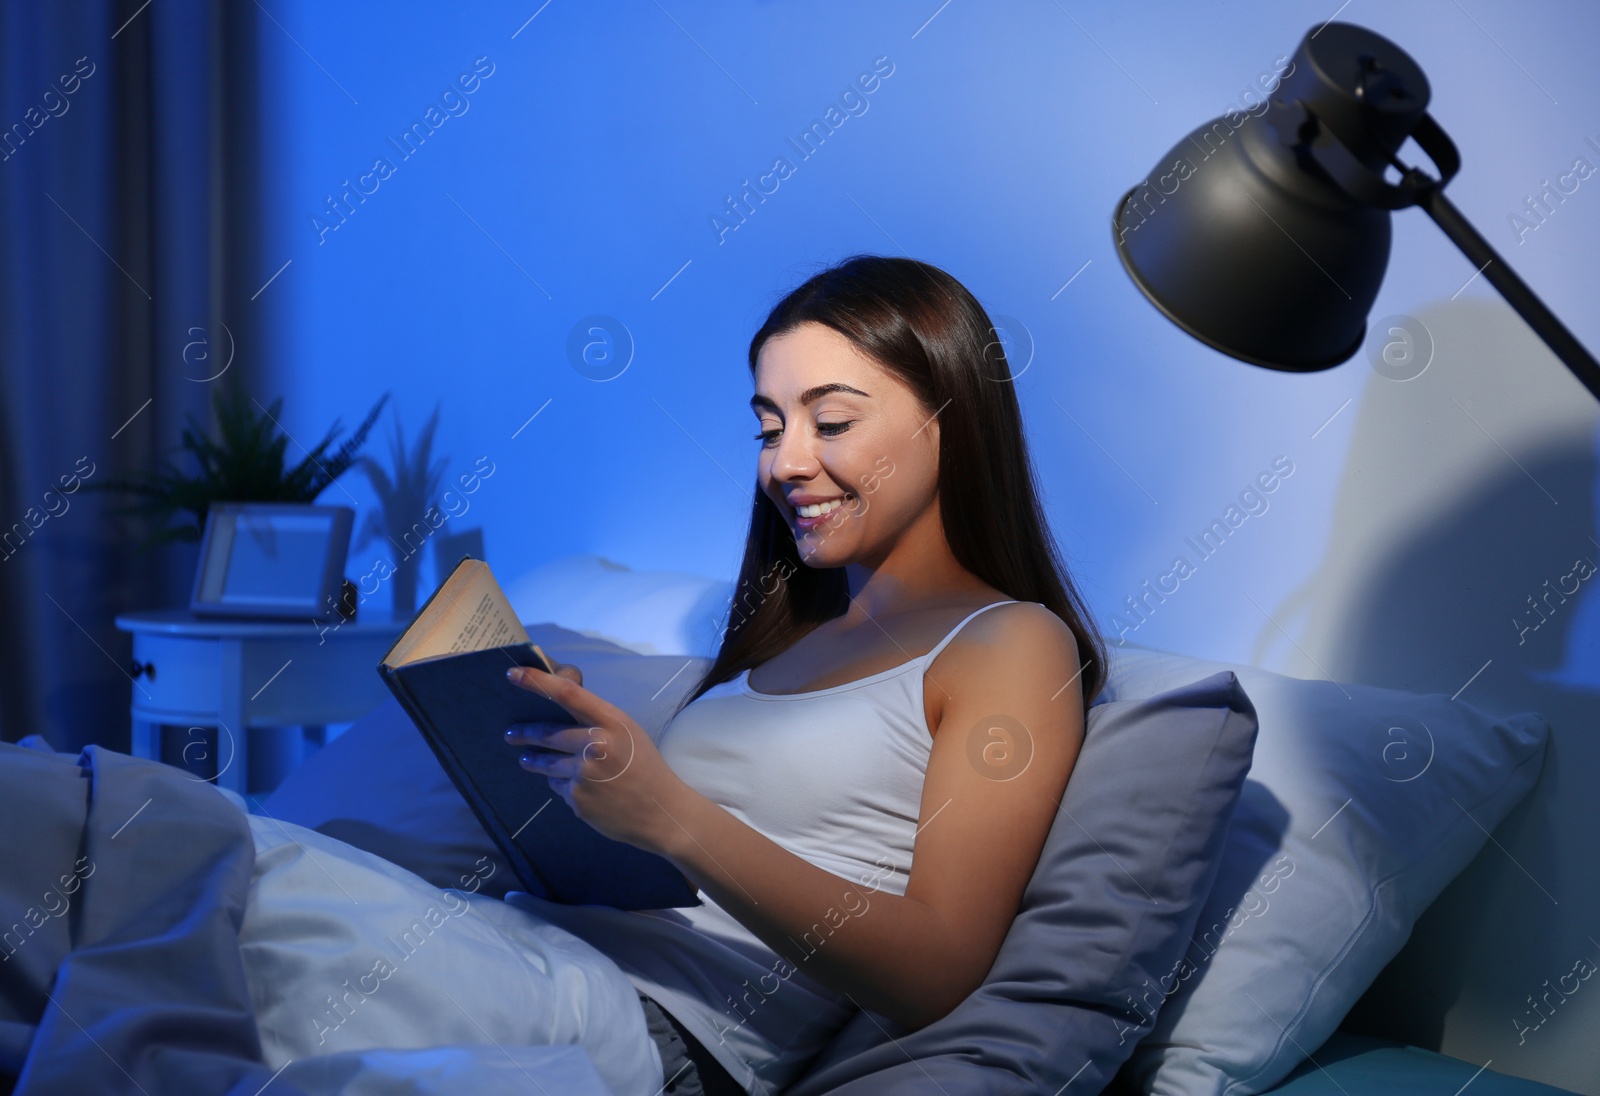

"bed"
[0,555,1573,1095]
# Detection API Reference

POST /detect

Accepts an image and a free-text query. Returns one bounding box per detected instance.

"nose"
[766,422,821,484]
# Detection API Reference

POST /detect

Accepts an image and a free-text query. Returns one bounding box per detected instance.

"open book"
[377,556,700,909]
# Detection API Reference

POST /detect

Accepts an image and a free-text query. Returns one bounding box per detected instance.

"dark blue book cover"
[377,559,700,910]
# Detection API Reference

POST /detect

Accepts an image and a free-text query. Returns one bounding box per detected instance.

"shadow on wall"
[1258,298,1600,1091]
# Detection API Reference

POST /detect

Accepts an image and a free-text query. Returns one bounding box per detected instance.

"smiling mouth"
[792,495,850,518]
[790,493,856,532]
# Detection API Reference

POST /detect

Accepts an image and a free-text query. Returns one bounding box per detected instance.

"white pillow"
[503,554,734,657]
[1102,643,1550,1095]
[230,802,663,1096]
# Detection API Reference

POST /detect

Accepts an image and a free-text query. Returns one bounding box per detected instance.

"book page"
[440,590,527,654]
[383,558,531,667]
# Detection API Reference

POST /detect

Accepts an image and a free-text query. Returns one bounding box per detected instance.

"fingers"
[519,750,582,780]
[506,721,637,783]
[527,646,584,686]
[508,665,575,709]
[546,775,575,809]
[507,665,555,695]
[505,722,596,748]
[507,665,613,725]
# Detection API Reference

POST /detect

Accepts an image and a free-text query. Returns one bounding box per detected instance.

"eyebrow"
[748,382,872,414]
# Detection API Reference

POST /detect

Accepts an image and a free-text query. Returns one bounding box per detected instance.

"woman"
[505,254,1108,1096]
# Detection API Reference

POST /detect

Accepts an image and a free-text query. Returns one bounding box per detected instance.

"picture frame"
[190,502,354,620]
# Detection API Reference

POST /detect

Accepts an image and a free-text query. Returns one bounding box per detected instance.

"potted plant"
[90,378,389,547]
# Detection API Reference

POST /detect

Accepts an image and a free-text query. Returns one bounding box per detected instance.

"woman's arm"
[508,602,1085,1030]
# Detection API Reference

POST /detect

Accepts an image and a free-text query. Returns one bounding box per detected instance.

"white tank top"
[513,599,1021,1096]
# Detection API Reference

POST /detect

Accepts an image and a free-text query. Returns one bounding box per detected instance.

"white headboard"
[1226,300,1599,1092]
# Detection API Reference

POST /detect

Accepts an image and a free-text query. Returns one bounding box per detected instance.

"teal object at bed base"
[1266,1033,1579,1094]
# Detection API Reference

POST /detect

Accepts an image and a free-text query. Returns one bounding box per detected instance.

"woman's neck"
[839,530,993,623]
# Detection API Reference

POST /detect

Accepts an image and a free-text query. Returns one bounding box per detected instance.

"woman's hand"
[504,663,699,857]
[538,653,584,686]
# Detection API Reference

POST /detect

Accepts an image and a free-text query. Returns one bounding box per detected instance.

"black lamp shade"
[1112,24,1433,371]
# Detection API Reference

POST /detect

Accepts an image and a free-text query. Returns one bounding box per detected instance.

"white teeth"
[797,497,846,518]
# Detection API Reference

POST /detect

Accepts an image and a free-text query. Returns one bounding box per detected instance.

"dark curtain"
[0,1,261,750]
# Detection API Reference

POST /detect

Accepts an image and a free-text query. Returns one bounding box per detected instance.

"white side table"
[113,609,406,795]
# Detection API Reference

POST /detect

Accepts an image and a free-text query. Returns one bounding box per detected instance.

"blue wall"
[253,0,1600,670]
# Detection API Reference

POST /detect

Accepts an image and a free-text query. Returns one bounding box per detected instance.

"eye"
[752,420,855,448]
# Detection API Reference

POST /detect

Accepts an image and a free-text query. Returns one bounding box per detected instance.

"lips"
[790,492,854,532]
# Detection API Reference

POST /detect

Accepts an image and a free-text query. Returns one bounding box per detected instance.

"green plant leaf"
[84,378,393,548]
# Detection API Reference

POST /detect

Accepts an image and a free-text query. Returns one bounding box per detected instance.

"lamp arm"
[1412,182,1600,403]
[1296,102,1600,402]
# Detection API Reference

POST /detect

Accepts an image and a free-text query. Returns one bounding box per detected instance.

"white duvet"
[221,789,664,1096]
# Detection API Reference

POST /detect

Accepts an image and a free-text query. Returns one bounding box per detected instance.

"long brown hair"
[671,254,1108,722]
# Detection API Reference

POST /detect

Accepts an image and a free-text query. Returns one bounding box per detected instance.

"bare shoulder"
[925,600,1084,731]
[944,600,1080,670]
[973,599,1074,639]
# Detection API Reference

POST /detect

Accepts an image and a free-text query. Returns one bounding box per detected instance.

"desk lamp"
[1112,22,1600,403]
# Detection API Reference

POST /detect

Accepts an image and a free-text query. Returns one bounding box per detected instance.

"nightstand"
[113,609,406,795]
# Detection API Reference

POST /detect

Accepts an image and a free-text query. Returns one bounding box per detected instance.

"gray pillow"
[783,670,1260,1095]
[259,623,706,898]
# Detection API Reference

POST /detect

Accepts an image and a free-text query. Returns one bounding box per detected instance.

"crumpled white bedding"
[224,790,664,1096]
